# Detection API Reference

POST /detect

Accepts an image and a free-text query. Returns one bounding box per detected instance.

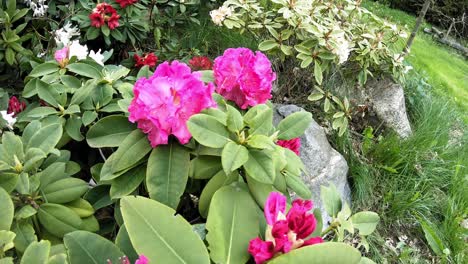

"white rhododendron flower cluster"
[210,5,233,26]
[24,0,48,17]
[54,23,81,46]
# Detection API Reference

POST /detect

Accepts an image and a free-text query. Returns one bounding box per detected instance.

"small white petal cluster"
[24,0,48,17]
[68,40,89,61]
[89,49,105,66]
[0,111,16,130]
[54,23,80,46]
[332,30,352,65]
[210,5,233,26]
[65,41,105,66]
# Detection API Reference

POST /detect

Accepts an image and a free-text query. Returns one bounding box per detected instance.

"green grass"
[333,72,468,262]
[362,0,468,117]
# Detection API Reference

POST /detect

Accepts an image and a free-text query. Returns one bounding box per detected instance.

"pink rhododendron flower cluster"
[248,192,323,264]
[7,96,26,116]
[213,48,276,109]
[277,138,301,155]
[128,61,216,147]
[107,254,148,264]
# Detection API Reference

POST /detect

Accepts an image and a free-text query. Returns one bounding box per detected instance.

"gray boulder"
[274,104,351,224]
[365,77,412,138]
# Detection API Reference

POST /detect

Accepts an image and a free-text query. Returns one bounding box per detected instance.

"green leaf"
[244,105,273,136]
[199,171,238,218]
[65,116,84,141]
[38,203,82,238]
[189,156,222,180]
[38,162,67,188]
[0,174,18,194]
[79,216,99,233]
[258,39,278,51]
[284,171,312,199]
[12,222,37,253]
[121,196,210,264]
[42,178,88,204]
[246,175,279,209]
[187,114,231,148]
[268,242,361,264]
[82,111,98,126]
[301,57,313,68]
[308,93,324,101]
[0,230,15,252]
[36,80,59,107]
[277,111,312,140]
[206,184,259,264]
[110,129,151,174]
[29,62,59,78]
[27,107,58,118]
[86,115,136,148]
[26,123,63,155]
[418,218,444,256]
[1,132,23,166]
[226,105,243,132]
[115,225,139,262]
[320,184,342,218]
[0,187,14,230]
[20,240,50,264]
[198,70,214,83]
[146,142,190,209]
[247,135,275,149]
[64,231,124,264]
[314,61,323,85]
[110,165,145,199]
[66,63,102,79]
[64,199,95,218]
[221,142,249,175]
[244,150,276,184]
[350,211,379,236]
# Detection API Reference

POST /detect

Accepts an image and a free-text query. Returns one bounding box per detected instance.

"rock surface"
[273,104,351,224]
[365,77,412,138]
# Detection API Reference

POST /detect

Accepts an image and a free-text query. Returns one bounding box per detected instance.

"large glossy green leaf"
[277,111,312,140]
[246,175,280,209]
[29,62,60,77]
[110,129,151,174]
[206,184,259,264]
[350,212,380,236]
[226,105,243,132]
[189,156,222,180]
[64,199,95,218]
[38,203,82,238]
[320,184,342,218]
[0,173,18,193]
[121,196,210,264]
[26,123,62,155]
[38,162,67,189]
[86,116,136,148]
[268,242,361,264]
[199,171,239,218]
[64,231,124,264]
[66,63,102,79]
[0,187,13,230]
[146,143,190,209]
[244,150,276,184]
[12,222,37,253]
[20,240,51,264]
[187,114,231,148]
[115,225,138,262]
[42,178,88,204]
[110,165,145,199]
[284,171,312,199]
[221,142,249,175]
[244,105,273,136]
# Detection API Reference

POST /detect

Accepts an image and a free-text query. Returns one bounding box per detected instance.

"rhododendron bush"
[0,0,381,263]
[211,0,411,135]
